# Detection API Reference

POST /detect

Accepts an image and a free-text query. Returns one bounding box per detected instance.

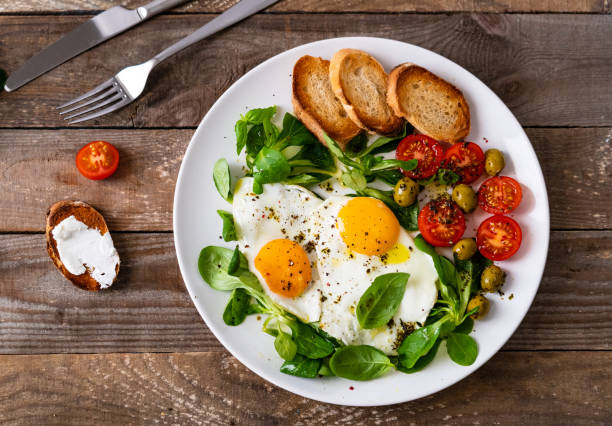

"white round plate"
[174,37,549,406]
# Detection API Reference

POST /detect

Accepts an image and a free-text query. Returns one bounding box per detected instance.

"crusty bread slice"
[292,55,362,149]
[46,200,119,291]
[329,49,404,135]
[387,63,470,143]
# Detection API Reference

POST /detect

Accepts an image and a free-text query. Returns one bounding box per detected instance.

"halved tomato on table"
[478,176,522,214]
[396,134,444,179]
[477,215,522,261]
[418,197,466,247]
[441,142,485,184]
[76,141,119,180]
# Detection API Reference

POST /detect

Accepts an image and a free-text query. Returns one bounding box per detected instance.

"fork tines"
[57,78,130,124]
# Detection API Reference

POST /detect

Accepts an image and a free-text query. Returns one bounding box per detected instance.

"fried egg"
[310,196,438,355]
[232,178,323,322]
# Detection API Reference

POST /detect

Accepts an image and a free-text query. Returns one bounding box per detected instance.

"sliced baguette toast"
[387,63,470,143]
[292,55,362,149]
[46,200,119,291]
[329,49,404,135]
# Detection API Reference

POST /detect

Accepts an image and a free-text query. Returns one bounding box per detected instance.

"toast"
[329,49,404,135]
[292,55,362,149]
[387,63,470,143]
[46,200,120,291]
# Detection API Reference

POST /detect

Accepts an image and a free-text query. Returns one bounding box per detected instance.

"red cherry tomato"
[477,215,522,261]
[396,135,444,179]
[478,176,522,214]
[418,198,466,247]
[441,142,485,184]
[76,141,119,180]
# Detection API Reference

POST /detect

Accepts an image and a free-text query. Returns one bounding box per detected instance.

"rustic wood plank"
[0,351,609,425]
[1,14,611,128]
[0,0,603,13]
[0,127,609,232]
[0,231,609,354]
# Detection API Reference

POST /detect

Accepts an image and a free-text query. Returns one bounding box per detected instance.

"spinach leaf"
[317,358,335,376]
[288,142,336,172]
[217,210,237,242]
[396,339,441,374]
[345,133,368,157]
[244,106,276,124]
[223,288,251,326]
[397,321,444,369]
[275,113,319,148]
[375,169,404,186]
[280,354,321,378]
[446,332,478,366]
[213,158,233,202]
[246,124,267,158]
[274,330,297,361]
[198,246,262,293]
[252,147,291,193]
[227,246,240,276]
[289,321,335,359]
[329,345,393,381]
[356,273,410,329]
[414,234,437,257]
[414,235,458,303]
[235,120,248,155]
[360,122,412,157]
[454,317,474,335]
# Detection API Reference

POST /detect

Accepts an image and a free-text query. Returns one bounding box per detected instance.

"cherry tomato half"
[478,176,522,214]
[396,135,444,179]
[477,215,522,261]
[76,141,119,180]
[441,142,485,184]
[418,197,466,247]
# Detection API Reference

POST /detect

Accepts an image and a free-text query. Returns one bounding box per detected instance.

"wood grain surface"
[1,231,610,354]
[1,14,612,128]
[0,0,604,13]
[1,127,609,232]
[0,351,610,425]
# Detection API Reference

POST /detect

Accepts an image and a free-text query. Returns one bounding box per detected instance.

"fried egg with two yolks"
[232,178,438,355]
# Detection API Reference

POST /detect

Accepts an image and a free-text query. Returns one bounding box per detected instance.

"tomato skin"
[477,215,522,261]
[76,141,119,180]
[418,198,466,247]
[441,142,485,184]
[478,176,522,214]
[396,135,444,179]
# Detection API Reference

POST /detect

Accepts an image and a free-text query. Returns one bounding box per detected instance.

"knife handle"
[137,0,189,19]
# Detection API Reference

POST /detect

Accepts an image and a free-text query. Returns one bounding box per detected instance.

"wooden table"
[1,1,610,424]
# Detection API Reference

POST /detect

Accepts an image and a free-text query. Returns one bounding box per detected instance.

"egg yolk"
[254,239,312,298]
[336,197,400,256]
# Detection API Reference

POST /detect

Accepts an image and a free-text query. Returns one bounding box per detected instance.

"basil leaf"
[317,359,335,376]
[329,345,393,381]
[341,169,367,192]
[244,106,276,124]
[222,288,251,326]
[274,330,297,361]
[414,234,437,257]
[446,332,478,366]
[213,158,233,202]
[246,124,266,158]
[414,235,459,304]
[217,210,237,242]
[397,339,441,374]
[356,272,410,329]
[235,120,248,155]
[398,321,443,369]
[345,133,368,157]
[253,147,291,185]
[454,317,474,334]
[289,321,335,359]
[227,246,240,276]
[280,354,321,378]
[198,246,262,293]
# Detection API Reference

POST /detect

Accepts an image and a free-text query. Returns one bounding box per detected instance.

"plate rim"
[173,36,550,406]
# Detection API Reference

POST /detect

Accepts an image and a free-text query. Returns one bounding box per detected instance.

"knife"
[4,0,189,92]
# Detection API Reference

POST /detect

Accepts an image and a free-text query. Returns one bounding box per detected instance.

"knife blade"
[5,0,188,92]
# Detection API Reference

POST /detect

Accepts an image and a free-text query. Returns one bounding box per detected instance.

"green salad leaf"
[213,158,233,202]
[217,210,237,242]
[397,320,445,370]
[289,321,335,359]
[198,246,262,293]
[356,273,410,329]
[330,345,394,381]
[446,332,478,366]
[396,339,441,374]
[223,288,251,326]
[280,354,321,378]
[274,330,298,361]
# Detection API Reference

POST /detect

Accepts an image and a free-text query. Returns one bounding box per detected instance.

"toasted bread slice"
[329,49,404,135]
[46,201,119,291]
[387,63,470,143]
[292,55,362,149]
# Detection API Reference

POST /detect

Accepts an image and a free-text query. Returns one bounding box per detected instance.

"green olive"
[468,294,490,320]
[393,177,419,207]
[452,184,477,213]
[481,265,505,293]
[453,238,477,260]
[485,149,505,176]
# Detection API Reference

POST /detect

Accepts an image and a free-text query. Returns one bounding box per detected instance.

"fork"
[58,0,279,124]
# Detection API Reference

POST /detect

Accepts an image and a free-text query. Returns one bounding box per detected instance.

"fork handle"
[151,0,279,65]
[137,0,189,19]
